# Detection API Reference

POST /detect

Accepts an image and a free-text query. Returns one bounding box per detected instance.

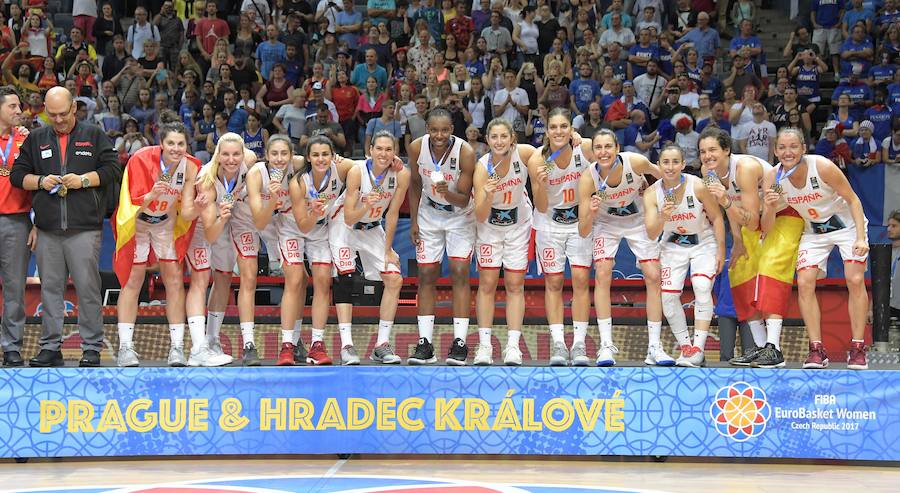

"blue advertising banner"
[1,367,898,460]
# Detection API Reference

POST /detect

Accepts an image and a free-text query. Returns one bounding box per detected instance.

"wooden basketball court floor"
[2,456,899,492]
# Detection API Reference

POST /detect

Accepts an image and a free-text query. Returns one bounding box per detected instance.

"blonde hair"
[198,132,246,189]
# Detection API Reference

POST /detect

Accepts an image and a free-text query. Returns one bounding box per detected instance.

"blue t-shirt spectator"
[570,77,601,114]
[701,75,724,102]
[868,63,895,86]
[226,108,249,134]
[833,82,872,121]
[696,117,731,134]
[730,34,762,61]
[842,6,875,31]
[367,0,396,27]
[466,60,485,79]
[351,63,389,92]
[864,105,893,142]
[888,82,900,114]
[255,40,286,81]
[812,0,843,28]
[628,43,659,78]
[839,36,874,77]
[677,26,721,60]
[366,117,403,141]
[336,9,363,51]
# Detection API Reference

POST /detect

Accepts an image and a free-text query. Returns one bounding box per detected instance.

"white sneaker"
[502,345,522,366]
[675,345,705,368]
[595,343,618,367]
[188,346,232,367]
[208,340,234,365]
[167,346,186,367]
[570,341,590,366]
[644,344,676,366]
[549,340,569,366]
[473,343,493,366]
[117,343,140,367]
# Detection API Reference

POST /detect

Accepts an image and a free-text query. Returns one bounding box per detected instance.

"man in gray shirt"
[301,104,346,150]
[890,210,900,319]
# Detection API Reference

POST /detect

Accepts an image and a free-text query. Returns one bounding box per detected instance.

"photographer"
[55,26,98,76]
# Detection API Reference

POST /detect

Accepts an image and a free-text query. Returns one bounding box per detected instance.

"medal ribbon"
[775,163,798,186]
[367,159,387,190]
[595,155,622,194]
[430,136,455,173]
[159,154,176,179]
[545,145,566,166]
[222,173,237,195]
[307,166,332,199]
[664,174,685,197]
[0,130,15,168]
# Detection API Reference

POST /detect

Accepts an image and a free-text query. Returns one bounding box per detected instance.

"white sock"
[206,311,224,345]
[376,320,393,346]
[339,323,353,347]
[597,318,613,345]
[281,330,293,344]
[507,329,521,348]
[417,315,435,341]
[748,319,766,347]
[647,320,662,346]
[573,321,588,344]
[187,316,206,350]
[311,328,325,343]
[117,322,135,346]
[169,323,185,347]
[478,327,492,346]
[453,317,469,340]
[549,323,565,343]
[240,322,255,347]
[765,318,783,349]
[292,319,303,345]
[693,330,709,350]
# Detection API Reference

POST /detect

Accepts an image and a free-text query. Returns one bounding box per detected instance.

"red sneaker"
[847,341,868,370]
[802,341,829,369]
[306,341,333,365]
[276,342,295,366]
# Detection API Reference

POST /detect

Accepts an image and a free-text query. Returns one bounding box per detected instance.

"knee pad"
[333,273,354,304]
[661,291,684,319]
[691,276,714,322]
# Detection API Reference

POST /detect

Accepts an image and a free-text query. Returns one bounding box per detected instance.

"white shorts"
[133,216,177,263]
[416,203,475,264]
[812,27,841,56]
[186,218,258,273]
[660,233,718,293]
[475,214,532,272]
[591,217,660,262]
[535,229,592,274]
[796,226,867,274]
[329,212,400,281]
[273,212,305,266]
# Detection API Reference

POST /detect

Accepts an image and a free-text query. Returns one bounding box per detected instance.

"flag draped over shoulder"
[112,146,199,286]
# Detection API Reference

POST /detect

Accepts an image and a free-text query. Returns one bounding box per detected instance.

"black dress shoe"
[79,350,101,367]
[29,349,64,367]
[3,351,24,367]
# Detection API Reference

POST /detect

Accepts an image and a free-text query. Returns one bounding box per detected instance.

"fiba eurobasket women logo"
[709,381,772,442]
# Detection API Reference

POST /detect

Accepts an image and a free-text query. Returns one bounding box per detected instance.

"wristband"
[723,198,733,210]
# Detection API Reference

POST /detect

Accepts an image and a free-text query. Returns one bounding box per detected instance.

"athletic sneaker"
[473,343,493,366]
[847,341,868,370]
[802,341,829,369]
[445,337,468,366]
[307,341,333,365]
[117,343,140,367]
[595,342,618,367]
[644,344,676,366]
[188,346,232,367]
[503,345,523,366]
[293,339,308,365]
[549,341,569,366]
[208,340,234,365]
[167,346,186,367]
[570,341,590,367]
[242,342,261,366]
[371,343,401,364]
[751,343,785,368]
[341,345,360,365]
[676,346,704,368]
[729,345,764,367]
[408,337,437,365]
[276,342,295,366]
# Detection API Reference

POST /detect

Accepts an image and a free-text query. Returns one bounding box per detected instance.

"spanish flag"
[112,146,199,287]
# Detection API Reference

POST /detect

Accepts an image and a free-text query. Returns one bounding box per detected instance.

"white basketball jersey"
[302,161,345,220]
[418,135,472,214]
[210,162,250,224]
[779,155,856,234]
[533,144,588,232]
[655,174,712,238]
[480,148,530,209]
[146,157,188,217]
[725,153,773,206]
[357,160,399,225]
[253,161,294,214]
[589,153,645,224]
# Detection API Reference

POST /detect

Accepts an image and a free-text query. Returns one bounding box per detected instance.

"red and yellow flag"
[112,146,199,287]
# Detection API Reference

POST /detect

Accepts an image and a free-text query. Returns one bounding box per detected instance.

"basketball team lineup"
[104,109,870,371]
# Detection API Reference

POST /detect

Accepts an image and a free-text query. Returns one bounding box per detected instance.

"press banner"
[1,367,898,460]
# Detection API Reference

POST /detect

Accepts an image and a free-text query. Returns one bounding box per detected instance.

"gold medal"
[0,167,9,177]
[771,184,783,195]
[664,193,675,204]
[159,173,171,183]
[58,185,68,197]
[544,160,555,173]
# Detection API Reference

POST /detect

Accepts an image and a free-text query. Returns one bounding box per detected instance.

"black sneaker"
[750,343,786,368]
[79,350,101,367]
[29,349,64,367]
[445,337,469,366]
[3,351,24,367]
[293,339,308,365]
[242,342,261,366]
[729,345,764,366]
[407,337,437,365]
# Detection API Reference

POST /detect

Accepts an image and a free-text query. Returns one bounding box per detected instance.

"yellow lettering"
[434,398,463,431]
[464,399,490,430]
[492,394,522,431]
[347,398,375,431]
[377,398,397,430]
[289,398,314,430]
[126,399,157,432]
[39,400,66,433]
[159,399,186,432]
[67,400,95,433]
[397,398,424,431]
[260,398,287,431]
[96,400,127,433]
[316,398,347,430]
[218,398,250,432]
[521,399,542,431]
[574,399,604,431]
[605,391,624,432]
[188,399,209,431]
[541,398,574,432]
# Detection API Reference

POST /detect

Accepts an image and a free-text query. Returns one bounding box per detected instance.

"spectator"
[696,100,732,134]
[540,77,569,114]
[723,52,761,97]
[543,37,572,81]
[403,94,429,149]
[831,93,861,138]
[154,1,185,70]
[369,0,398,27]
[102,35,128,82]
[194,2,231,64]
[672,112,699,170]
[331,69,361,152]
[677,12,719,60]
[365,99,403,149]
[138,40,163,79]
[864,86,893,142]
[274,89,307,143]
[56,27,98,76]
[882,124,900,167]
[256,64,294,115]
[234,14,262,60]
[73,0,98,43]
[535,3,560,55]
[628,28,659,79]
[22,11,54,58]
[605,42,628,80]
[840,23,875,80]
[204,111,228,155]
[601,0,633,30]
[408,30,439,83]
[737,103,776,163]
[481,9,514,62]
[10,86,120,368]
[255,25,287,81]
[447,0,475,49]
[415,0,445,45]
[127,6,160,60]
[668,0,697,38]
[771,86,811,131]
[463,76,492,135]
[599,12,636,50]
[814,121,851,167]
[699,60,724,102]
[789,48,828,105]
[850,120,881,167]
[811,0,844,75]
[92,3,122,57]
[729,19,762,63]
[832,68,873,122]
[525,101,547,147]
[578,102,607,139]
[869,52,896,87]
[493,68,529,140]
[451,63,472,97]
[336,1,363,53]
[308,81,340,121]
[315,0,344,35]
[783,25,820,59]
[242,0,272,29]
[130,88,155,131]
[656,84,691,123]
[302,103,346,149]
[636,6,663,34]
[730,0,757,33]
[352,48,389,92]
[221,89,249,134]
[842,0,875,39]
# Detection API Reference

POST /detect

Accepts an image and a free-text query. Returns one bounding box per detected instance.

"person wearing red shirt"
[194,2,231,63]
[446,0,475,49]
[0,86,32,367]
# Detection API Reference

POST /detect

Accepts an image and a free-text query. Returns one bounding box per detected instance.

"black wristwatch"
[38,175,45,190]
